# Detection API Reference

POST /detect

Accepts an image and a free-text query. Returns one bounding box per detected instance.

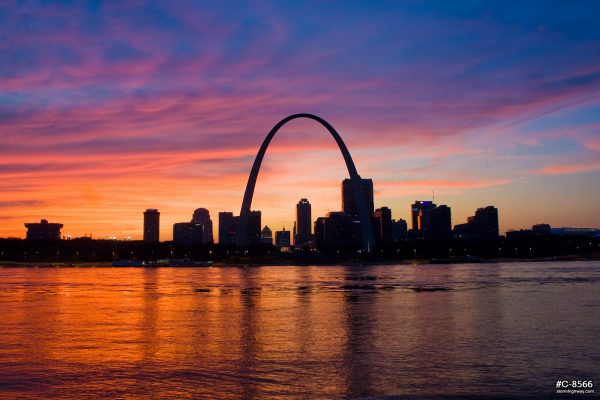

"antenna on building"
[432,190,435,204]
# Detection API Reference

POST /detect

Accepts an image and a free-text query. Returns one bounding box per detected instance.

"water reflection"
[0,262,598,398]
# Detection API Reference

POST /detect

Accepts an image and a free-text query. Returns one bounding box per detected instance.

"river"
[0,261,598,399]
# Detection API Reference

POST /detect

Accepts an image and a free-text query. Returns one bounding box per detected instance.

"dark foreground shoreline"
[1,255,598,268]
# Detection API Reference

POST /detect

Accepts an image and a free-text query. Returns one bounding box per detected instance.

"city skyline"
[1,1,600,239]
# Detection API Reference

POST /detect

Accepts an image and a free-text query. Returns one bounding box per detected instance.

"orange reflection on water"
[1,263,599,398]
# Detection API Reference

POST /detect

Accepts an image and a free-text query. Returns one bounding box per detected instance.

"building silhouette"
[410,201,451,239]
[246,211,262,245]
[474,206,499,239]
[173,208,213,245]
[532,224,551,235]
[25,219,63,240]
[315,212,361,248]
[143,209,160,243]
[192,208,214,244]
[411,201,436,238]
[453,206,499,239]
[373,207,393,245]
[218,212,235,244]
[295,198,312,246]
[430,205,452,240]
[342,178,374,218]
[173,222,203,245]
[391,218,408,242]
[275,228,291,249]
[261,225,273,244]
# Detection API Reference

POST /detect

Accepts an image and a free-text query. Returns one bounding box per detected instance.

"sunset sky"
[1,1,599,240]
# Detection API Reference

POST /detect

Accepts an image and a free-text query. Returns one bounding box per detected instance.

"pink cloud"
[535,161,600,175]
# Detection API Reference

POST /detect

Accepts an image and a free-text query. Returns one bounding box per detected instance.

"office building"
[532,224,551,235]
[295,198,312,245]
[24,219,63,240]
[411,201,436,236]
[342,178,374,218]
[275,228,291,249]
[172,208,213,245]
[192,208,214,244]
[218,212,235,244]
[391,218,408,242]
[143,209,160,243]
[373,207,393,245]
[246,210,262,245]
[453,206,499,239]
[261,225,273,244]
[314,212,361,248]
[173,222,203,245]
[430,205,452,240]
[474,206,499,239]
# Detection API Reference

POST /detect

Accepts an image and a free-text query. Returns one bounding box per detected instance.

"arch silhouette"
[237,113,375,252]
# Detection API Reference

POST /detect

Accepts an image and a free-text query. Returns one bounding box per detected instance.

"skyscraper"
[373,207,393,245]
[430,205,452,240]
[275,228,291,249]
[314,212,361,248]
[173,222,203,245]
[246,210,262,245]
[261,225,273,244]
[411,201,452,239]
[391,218,408,242]
[411,201,436,234]
[474,206,499,238]
[192,208,214,244]
[218,212,235,244]
[143,209,160,243]
[295,198,312,246]
[452,206,499,239]
[342,178,374,218]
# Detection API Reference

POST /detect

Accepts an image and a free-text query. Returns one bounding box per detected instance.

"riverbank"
[1,254,598,268]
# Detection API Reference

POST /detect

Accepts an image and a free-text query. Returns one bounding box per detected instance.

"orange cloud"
[535,161,600,175]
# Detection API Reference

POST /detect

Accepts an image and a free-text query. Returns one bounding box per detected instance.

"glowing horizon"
[1,1,599,240]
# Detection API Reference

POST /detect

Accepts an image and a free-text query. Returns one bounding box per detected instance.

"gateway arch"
[237,113,375,252]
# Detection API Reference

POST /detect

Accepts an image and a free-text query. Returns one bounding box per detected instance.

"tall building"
[172,208,213,245]
[192,208,214,244]
[295,198,312,245]
[143,209,160,243]
[218,212,235,244]
[261,225,273,244]
[391,218,408,242]
[373,207,393,245]
[173,222,203,245]
[275,228,291,249]
[246,210,262,245]
[314,212,361,248]
[342,178,374,218]
[453,206,499,239]
[411,201,436,235]
[25,219,63,240]
[474,206,499,238]
[430,205,452,240]
[411,201,452,239]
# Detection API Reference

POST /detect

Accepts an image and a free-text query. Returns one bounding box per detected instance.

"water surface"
[1,262,599,398]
